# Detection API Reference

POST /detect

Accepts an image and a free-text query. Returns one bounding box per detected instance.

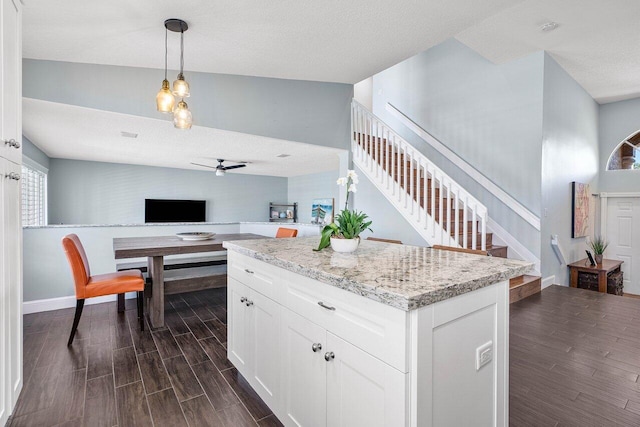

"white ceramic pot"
[330,236,359,253]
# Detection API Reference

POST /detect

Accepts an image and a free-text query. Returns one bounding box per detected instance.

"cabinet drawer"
[284,272,408,372]
[227,252,281,301]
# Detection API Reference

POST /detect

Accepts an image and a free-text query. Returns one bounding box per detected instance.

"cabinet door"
[281,309,326,427]
[247,288,281,412]
[227,278,251,372]
[4,160,21,407]
[326,332,408,427]
[1,0,22,164]
[0,160,8,426]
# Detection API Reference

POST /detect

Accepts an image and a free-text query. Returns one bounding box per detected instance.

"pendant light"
[155,27,175,113]
[173,100,193,129]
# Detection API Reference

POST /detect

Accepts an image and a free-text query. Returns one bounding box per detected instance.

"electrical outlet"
[476,341,493,371]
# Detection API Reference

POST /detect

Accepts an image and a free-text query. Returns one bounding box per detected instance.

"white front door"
[606,197,640,295]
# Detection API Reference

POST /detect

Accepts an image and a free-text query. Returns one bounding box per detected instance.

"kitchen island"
[223,237,532,427]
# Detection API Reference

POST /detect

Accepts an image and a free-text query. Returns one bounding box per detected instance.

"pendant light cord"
[180,30,184,75]
[164,28,168,80]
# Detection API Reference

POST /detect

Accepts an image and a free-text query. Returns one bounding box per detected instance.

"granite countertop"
[223,236,534,311]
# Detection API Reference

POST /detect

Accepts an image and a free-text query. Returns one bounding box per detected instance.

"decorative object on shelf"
[156,19,192,129]
[269,202,297,223]
[588,235,608,264]
[315,170,372,252]
[176,232,215,241]
[311,198,334,225]
[571,181,590,238]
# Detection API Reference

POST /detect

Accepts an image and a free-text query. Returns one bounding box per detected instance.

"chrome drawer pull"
[317,301,335,311]
[5,172,20,181]
[240,297,247,303]
[312,343,322,352]
[244,268,254,274]
[324,352,335,362]
[245,300,254,307]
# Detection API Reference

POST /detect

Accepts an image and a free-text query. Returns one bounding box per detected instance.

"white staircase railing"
[351,100,488,250]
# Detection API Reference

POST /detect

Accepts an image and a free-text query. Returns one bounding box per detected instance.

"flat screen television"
[145,199,206,223]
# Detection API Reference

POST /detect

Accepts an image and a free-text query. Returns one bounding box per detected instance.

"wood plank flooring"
[9,288,282,427]
[510,285,640,426]
[12,284,640,426]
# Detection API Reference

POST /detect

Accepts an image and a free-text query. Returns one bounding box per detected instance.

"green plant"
[314,171,373,251]
[588,236,609,255]
[315,210,373,251]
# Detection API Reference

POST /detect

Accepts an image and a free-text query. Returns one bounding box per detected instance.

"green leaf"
[314,223,339,251]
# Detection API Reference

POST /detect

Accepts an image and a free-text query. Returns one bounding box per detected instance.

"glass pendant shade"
[173,100,193,129]
[156,79,175,113]
[173,73,190,98]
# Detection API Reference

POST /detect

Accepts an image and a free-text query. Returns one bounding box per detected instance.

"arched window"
[607,130,640,170]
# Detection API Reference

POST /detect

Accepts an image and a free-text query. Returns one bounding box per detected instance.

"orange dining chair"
[275,227,298,238]
[62,233,145,346]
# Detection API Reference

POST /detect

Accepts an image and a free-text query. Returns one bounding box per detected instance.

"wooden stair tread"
[509,275,540,289]
[509,275,541,304]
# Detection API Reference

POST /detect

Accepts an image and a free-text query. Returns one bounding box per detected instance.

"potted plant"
[315,171,372,253]
[588,236,608,264]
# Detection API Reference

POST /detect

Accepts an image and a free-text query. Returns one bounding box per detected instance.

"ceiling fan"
[191,159,248,176]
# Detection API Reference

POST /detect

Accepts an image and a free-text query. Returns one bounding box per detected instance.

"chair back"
[366,237,403,245]
[275,227,298,238]
[62,234,92,298]
[432,244,488,256]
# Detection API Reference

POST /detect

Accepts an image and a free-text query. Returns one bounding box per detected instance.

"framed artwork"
[572,181,590,238]
[311,198,334,225]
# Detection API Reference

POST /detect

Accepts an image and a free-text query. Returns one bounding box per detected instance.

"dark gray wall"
[370,38,544,256]
[599,97,640,192]
[540,54,599,285]
[47,159,288,224]
[23,59,353,150]
[22,136,50,169]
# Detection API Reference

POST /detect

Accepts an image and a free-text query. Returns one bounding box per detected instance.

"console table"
[568,258,623,294]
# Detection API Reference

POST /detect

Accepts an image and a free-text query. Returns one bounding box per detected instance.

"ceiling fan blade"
[191,162,218,169]
[222,164,247,170]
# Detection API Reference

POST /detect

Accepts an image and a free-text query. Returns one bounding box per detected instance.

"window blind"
[21,164,47,226]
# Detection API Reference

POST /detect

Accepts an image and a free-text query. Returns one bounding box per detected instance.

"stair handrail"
[351,100,488,250]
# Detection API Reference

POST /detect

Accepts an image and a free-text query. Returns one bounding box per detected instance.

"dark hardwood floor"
[510,285,640,426]
[9,288,282,427]
[12,284,640,426]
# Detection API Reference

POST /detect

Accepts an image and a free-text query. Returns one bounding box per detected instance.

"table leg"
[570,268,578,288]
[148,256,165,328]
[598,271,607,294]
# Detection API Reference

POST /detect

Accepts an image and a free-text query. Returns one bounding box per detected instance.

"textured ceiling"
[456,0,640,103]
[23,98,344,177]
[22,0,520,84]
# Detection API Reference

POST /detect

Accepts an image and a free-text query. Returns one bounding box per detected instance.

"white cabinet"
[326,332,406,427]
[227,278,282,411]
[227,252,508,427]
[281,309,327,427]
[1,0,22,164]
[0,0,22,424]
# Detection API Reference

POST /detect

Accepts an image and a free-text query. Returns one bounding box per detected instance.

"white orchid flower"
[336,177,347,186]
[347,170,358,179]
[348,184,357,193]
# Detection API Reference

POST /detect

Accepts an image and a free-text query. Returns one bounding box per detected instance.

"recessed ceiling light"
[277,154,291,158]
[120,131,138,138]
[540,22,559,32]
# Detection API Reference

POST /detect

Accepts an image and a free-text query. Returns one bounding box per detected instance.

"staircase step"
[487,245,508,258]
[509,275,541,303]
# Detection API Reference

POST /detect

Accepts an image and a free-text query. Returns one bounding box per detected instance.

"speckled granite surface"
[224,237,534,311]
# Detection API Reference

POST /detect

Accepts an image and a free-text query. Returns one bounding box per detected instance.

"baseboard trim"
[23,293,137,314]
[541,276,555,290]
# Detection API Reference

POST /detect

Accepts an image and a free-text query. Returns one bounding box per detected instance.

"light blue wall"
[23,59,353,150]
[599,97,640,191]
[22,136,50,169]
[47,159,287,224]
[287,170,340,224]
[540,54,599,286]
[370,39,544,255]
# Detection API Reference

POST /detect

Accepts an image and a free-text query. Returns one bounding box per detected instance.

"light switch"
[476,341,493,371]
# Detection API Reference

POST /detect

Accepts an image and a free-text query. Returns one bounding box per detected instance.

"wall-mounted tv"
[145,199,206,223]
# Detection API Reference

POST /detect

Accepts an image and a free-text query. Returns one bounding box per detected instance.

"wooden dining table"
[113,233,265,328]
